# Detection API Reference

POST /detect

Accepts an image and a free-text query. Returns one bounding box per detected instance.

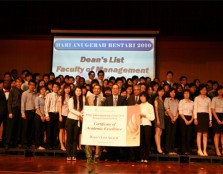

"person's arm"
[208,98,212,127]
[174,100,179,121]
[188,102,194,125]
[179,100,188,124]
[35,97,43,117]
[164,98,174,120]
[146,104,155,121]
[211,98,221,124]
[194,97,198,125]
[44,94,51,121]
[21,92,26,119]
[154,100,160,125]
[58,96,62,122]
[7,89,14,118]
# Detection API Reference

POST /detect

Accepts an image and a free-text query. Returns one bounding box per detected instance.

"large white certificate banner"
[81,105,140,147]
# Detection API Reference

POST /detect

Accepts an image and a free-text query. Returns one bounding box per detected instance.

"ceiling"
[0,1,223,38]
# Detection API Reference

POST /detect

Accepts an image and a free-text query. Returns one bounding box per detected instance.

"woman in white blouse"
[58,84,71,151]
[194,84,212,156]
[178,89,194,155]
[211,86,223,156]
[66,86,84,161]
[139,92,155,164]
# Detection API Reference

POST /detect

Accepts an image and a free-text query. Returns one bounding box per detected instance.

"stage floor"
[0,156,223,174]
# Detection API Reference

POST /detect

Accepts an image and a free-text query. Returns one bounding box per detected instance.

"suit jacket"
[0,89,8,116]
[103,95,126,106]
[127,94,141,106]
[86,94,105,106]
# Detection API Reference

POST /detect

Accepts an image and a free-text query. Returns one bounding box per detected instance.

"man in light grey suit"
[85,84,105,159]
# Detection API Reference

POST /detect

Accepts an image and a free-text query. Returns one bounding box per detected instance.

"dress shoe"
[144,160,148,164]
[67,157,72,161]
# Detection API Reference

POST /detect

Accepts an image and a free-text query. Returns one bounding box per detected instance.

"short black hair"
[21,69,29,74]
[139,76,146,80]
[97,70,104,76]
[53,82,60,88]
[189,83,196,88]
[169,88,176,93]
[28,80,36,85]
[207,80,213,84]
[183,89,190,94]
[199,84,207,92]
[132,75,139,81]
[43,74,49,78]
[216,85,223,92]
[115,77,122,83]
[49,72,55,76]
[157,86,164,92]
[25,72,33,78]
[39,86,46,91]
[179,76,187,81]
[4,72,11,77]
[166,71,173,76]
[88,71,95,76]
[109,76,115,81]
[139,91,148,98]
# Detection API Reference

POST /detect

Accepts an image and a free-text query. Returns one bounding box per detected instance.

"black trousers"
[129,146,140,161]
[66,118,79,157]
[34,114,45,147]
[179,116,193,154]
[0,113,7,144]
[140,125,152,160]
[22,110,35,147]
[165,116,178,153]
[6,107,22,146]
[46,112,59,148]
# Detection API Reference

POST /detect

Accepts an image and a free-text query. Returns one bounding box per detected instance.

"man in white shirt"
[21,72,32,91]
[85,84,105,160]
[45,82,60,149]
[86,71,95,85]
[166,71,174,87]
[97,70,105,87]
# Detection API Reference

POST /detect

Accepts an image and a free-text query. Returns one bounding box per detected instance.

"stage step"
[1,148,223,164]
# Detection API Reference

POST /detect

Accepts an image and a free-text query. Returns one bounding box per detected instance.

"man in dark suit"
[0,80,9,146]
[103,84,126,161]
[127,85,141,162]
[127,85,141,106]
[5,78,23,149]
[104,84,126,107]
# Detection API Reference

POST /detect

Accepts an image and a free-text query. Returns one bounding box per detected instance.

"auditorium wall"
[0,36,222,84]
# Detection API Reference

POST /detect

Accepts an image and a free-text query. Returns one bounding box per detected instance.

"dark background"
[0,1,223,83]
[0,1,223,38]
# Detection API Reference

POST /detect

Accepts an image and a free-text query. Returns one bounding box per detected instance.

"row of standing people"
[1,75,223,161]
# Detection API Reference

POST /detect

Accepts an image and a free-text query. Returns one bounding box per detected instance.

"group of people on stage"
[0,69,223,162]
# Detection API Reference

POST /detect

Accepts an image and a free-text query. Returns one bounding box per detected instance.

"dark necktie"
[135,96,139,103]
[94,95,98,106]
[114,96,118,106]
